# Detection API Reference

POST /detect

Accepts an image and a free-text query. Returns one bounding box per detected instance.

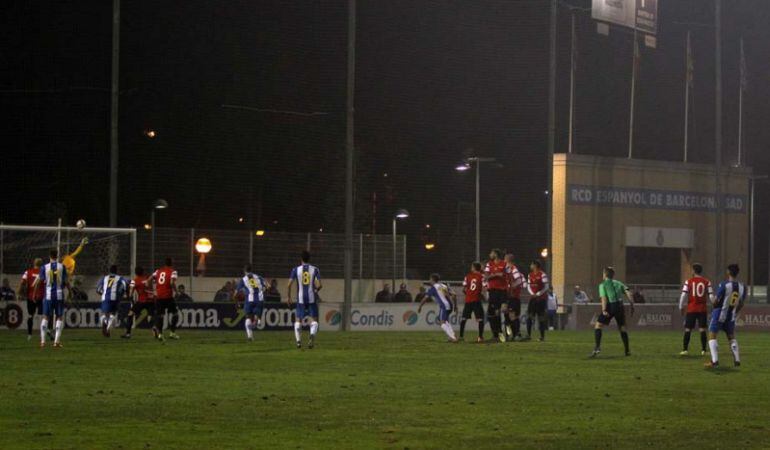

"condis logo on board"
[325,310,341,326]
[402,310,419,326]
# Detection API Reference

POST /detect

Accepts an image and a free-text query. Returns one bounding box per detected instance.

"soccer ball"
[76,219,86,230]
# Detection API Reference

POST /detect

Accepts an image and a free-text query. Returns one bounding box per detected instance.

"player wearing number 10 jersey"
[706,264,746,369]
[460,262,484,342]
[287,251,322,349]
[678,263,714,356]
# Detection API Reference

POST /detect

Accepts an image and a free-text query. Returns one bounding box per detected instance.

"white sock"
[730,339,740,363]
[40,318,48,343]
[441,322,456,340]
[294,322,301,342]
[107,316,115,331]
[708,339,719,364]
[310,321,319,336]
[245,319,253,339]
[54,319,63,344]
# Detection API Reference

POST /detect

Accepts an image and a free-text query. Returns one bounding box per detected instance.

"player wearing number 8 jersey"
[678,264,714,356]
[287,251,322,349]
[460,262,484,342]
[705,264,746,369]
[151,258,179,341]
[235,264,266,341]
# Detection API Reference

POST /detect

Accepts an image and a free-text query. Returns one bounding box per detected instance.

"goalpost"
[0,222,137,280]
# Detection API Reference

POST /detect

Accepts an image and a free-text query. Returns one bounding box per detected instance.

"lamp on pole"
[748,175,768,302]
[455,157,499,261]
[392,209,409,296]
[150,199,168,270]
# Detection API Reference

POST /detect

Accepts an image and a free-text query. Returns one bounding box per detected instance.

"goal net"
[0,224,136,279]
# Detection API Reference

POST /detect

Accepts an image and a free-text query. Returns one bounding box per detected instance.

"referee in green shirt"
[592,267,635,357]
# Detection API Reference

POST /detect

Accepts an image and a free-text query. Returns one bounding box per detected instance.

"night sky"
[2,0,769,280]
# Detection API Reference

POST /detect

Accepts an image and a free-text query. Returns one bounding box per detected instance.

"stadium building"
[550,153,751,300]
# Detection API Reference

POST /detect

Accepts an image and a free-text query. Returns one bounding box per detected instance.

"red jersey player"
[121,266,155,339]
[151,257,179,341]
[526,260,550,341]
[19,258,44,340]
[678,263,714,356]
[504,253,526,341]
[484,248,507,342]
[460,262,485,342]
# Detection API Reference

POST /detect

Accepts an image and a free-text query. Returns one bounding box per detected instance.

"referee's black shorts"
[597,302,626,327]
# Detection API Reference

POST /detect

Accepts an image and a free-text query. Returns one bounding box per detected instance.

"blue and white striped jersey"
[290,264,321,304]
[97,274,129,302]
[714,280,746,322]
[426,283,453,310]
[236,273,266,303]
[39,261,67,301]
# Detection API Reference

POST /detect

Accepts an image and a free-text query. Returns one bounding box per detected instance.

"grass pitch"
[1,329,769,449]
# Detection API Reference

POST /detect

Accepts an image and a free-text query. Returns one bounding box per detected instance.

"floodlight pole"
[150,210,156,270]
[342,0,356,331]
[714,0,723,274]
[475,161,481,262]
[109,0,120,227]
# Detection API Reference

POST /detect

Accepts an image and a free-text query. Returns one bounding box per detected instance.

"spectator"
[70,278,88,301]
[176,284,193,302]
[267,279,280,296]
[393,283,413,303]
[632,287,646,304]
[413,286,427,304]
[573,285,590,304]
[547,288,559,330]
[0,278,15,301]
[214,281,234,302]
[375,283,392,303]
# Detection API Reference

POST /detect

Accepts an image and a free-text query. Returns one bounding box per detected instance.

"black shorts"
[132,301,155,316]
[27,300,42,316]
[487,290,506,316]
[462,301,484,320]
[684,312,708,329]
[597,302,626,327]
[527,297,547,317]
[506,297,521,316]
[155,298,178,315]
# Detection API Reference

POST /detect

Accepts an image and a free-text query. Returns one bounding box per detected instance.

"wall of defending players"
[3,301,770,332]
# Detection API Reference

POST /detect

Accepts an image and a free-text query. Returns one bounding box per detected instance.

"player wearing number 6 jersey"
[287,251,322,349]
[235,264,266,341]
[679,263,714,356]
[460,262,484,342]
[705,264,746,369]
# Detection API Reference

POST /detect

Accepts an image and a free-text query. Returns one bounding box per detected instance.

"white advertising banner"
[319,302,459,331]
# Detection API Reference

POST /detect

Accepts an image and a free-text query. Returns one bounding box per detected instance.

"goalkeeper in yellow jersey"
[62,237,88,279]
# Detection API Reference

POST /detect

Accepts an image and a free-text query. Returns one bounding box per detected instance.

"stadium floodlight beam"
[455,157,499,261]
[392,209,410,296]
[150,198,169,270]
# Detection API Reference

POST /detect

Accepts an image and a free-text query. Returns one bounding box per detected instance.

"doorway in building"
[625,247,681,285]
